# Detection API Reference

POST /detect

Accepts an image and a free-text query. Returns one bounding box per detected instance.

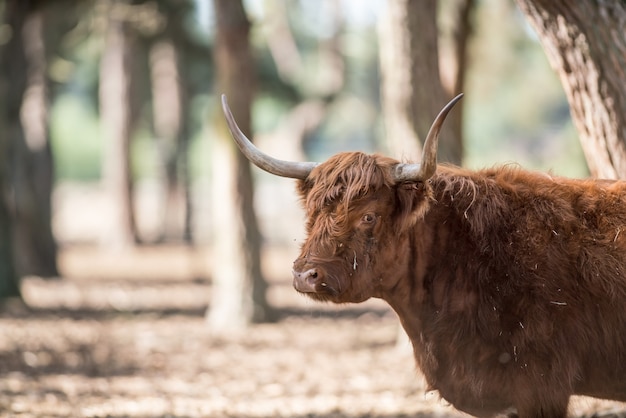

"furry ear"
[395,181,433,231]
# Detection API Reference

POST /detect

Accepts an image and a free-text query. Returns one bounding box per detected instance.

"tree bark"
[16,5,58,277]
[516,0,626,179]
[443,0,474,156]
[147,1,194,243]
[207,0,274,333]
[99,0,139,248]
[379,0,464,165]
[1,0,58,279]
[150,38,189,242]
[0,0,24,297]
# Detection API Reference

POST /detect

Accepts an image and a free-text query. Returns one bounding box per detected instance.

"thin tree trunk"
[163,4,193,243]
[516,0,626,179]
[0,0,25,297]
[443,0,474,158]
[208,0,274,333]
[379,0,422,160]
[0,182,18,297]
[17,6,58,277]
[1,0,58,279]
[150,39,187,242]
[99,1,138,248]
[149,1,193,244]
[379,0,463,165]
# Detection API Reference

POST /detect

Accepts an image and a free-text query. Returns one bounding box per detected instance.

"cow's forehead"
[310,152,396,176]
[303,152,397,202]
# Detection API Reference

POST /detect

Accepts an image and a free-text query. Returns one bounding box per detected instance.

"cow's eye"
[362,213,376,224]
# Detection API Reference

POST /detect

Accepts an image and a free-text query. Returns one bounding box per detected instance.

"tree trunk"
[207,0,274,333]
[0,0,24,297]
[516,0,626,179]
[0,182,18,298]
[1,0,58,279]
[16,5,58,277]
[150,39,187,242]
[379,0,464,165]
[99,0,138,248]
[442,0,474,156]
[149,0,193,244]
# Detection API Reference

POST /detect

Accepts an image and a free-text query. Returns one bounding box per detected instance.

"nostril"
[293,268,322,293]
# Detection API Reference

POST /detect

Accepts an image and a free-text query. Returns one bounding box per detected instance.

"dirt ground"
[2,245,626,418]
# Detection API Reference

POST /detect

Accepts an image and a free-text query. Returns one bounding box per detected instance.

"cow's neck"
[381,221,434,339]
[380,202,457,344]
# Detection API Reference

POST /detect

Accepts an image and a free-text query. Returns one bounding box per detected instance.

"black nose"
[292,268,319,293]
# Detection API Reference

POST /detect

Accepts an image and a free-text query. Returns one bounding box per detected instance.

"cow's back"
[396,167,626,415]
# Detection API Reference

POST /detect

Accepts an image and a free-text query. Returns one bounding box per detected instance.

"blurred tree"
[516,0,626,179]
[16,1,59,277]
[441,0,474,155]
[99,0,140,248]
[379,0,473,164]
[208,0,275,333]
[0,181,17,298]
[0,0,21,297]
[0,0,58,280]
[149,0,192,243]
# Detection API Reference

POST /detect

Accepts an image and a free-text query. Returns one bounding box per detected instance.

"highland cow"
[221,93,626,417]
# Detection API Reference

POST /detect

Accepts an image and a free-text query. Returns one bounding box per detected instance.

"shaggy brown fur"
[291,152,626,418]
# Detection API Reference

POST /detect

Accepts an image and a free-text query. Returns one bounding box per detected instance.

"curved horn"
[393,93,464,182]
[221,94,317,179]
